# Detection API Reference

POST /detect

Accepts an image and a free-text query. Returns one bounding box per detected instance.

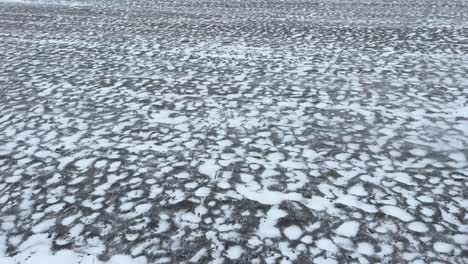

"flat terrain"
[0,0,467,263]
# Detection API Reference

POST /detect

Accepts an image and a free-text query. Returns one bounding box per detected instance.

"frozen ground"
[0,0,467,263]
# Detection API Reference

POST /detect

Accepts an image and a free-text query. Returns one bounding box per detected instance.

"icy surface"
[0,0,467,263]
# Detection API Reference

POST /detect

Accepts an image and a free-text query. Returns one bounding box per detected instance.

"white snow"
[258,207,287,239]
[390,172,416,186]
[217,139,233,147]
[198,160,220,179]
[433,242,454,253]
[301,235,313,244]
[108,161,121,172]
[347,184,368,196]
[135,204,152,215]
[303,149,320,160]
[448,152,466,162]
[0,237,146,264]
[335,221,360,237]
[150,110,188,124]
[357,242,375,255]
[194,187,211,197]
[417,195,434,203]
[5,175,22,183]
[226,245,243,259]
[32,219,55,233]
[408,222,429,233]
[453,234,468,245]
[409,149,427,156]
[235,184,300,205]
[316,238,338,253]
[267,152,285,162]
[380,205,415,222]
[74,158,96,171]
[1,1,466,263]
[283,225,302,240]
[189,248,207,262]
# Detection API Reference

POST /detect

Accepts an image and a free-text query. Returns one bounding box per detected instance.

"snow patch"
[284,225,302,240]
[380,205,415,222]
[335,221,360,237]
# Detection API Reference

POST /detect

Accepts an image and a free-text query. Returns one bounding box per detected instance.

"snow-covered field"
[0,0,467,263]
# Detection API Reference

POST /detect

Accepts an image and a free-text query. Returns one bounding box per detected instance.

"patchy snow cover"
[0,236,146,264]
[258,206,287,239]
[0,0,466,263]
